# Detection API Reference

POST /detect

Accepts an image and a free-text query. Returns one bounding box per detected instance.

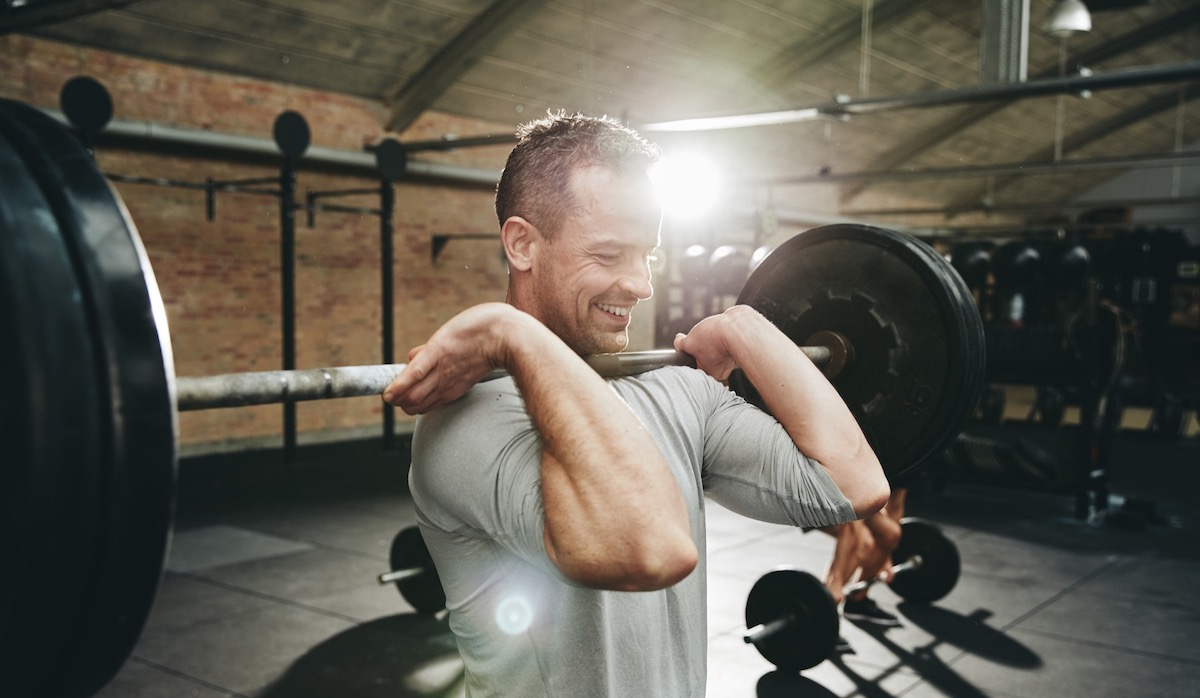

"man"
[822,487,908,654]
[383,112,888,696]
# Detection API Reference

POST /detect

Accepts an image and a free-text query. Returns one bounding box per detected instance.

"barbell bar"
[742,518,961,672]
[0,96,984,698]
[174,346,837,411]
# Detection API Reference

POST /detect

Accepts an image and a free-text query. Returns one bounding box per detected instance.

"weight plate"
[890,518,961,603]
[389,527,446,616]
[744,568,838,672]
[0,99,178,697]
[0,106,108,698]
[730,224,986,483]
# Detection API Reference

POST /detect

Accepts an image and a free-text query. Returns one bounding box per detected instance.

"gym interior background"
[2,1,1198,696]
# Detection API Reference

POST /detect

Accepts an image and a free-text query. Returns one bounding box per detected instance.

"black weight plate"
[389,527,446,615]
[890,518,961,603]
[906,239,987,467]
[0,99,178,697]
[730,224,986,483]
[0,106,108,698]
[744,569,838,672]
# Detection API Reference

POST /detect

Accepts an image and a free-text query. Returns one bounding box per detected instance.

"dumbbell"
[376,526,446,615]
[742,518,960,672]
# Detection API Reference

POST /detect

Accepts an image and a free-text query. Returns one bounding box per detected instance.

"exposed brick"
[2,36,514,449]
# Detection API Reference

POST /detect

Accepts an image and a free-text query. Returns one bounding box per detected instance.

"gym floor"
[94,426,1200,698]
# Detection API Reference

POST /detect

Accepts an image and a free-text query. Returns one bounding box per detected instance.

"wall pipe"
[43,108,502,186]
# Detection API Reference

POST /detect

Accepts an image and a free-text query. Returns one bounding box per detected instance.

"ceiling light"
[649,151,722,220]
[1043,0,1092,38]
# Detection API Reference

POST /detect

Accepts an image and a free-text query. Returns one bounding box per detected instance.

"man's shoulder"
[624,364,721,392]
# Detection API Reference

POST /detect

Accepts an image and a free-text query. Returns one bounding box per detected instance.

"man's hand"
[382,303,528,414]
[672,305,761,381]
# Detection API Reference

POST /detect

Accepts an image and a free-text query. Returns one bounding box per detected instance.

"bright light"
[650,151,722,220]
[495,595,533,635]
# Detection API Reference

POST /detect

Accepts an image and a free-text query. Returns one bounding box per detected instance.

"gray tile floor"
[94,431,1200,697]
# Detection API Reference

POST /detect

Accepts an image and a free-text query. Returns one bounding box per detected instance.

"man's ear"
[501,216,538,272]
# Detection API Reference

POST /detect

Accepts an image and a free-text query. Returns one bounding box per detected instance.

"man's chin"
[582,331,629,356]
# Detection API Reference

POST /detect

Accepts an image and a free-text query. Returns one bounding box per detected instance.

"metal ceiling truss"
[942,84,1200,211]
[845,194,1200,217]
[742,150,1200,186]
[840,1,1200,203]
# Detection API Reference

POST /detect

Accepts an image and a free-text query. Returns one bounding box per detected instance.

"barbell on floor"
[0,96,984,698]
[376,527,446,616]
[742,518,962,673]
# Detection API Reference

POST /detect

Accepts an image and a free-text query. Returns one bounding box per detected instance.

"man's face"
[529,165,662,355]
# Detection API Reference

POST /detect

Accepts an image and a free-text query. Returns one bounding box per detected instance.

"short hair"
[495,111,661,239]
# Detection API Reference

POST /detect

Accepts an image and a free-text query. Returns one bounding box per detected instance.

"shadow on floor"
[754,604,1040,698]
[895,604,1042,669]
[259,613,464,698]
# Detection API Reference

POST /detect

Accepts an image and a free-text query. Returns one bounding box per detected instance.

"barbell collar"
[842,554,923,596]
[176,345,837,412]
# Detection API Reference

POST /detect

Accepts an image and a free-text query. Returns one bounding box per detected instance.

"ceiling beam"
[0,0,145,34]
[752,0,920,90]
[943,84,1200,211]
[383,0,546,133]
[839,1,1200,202]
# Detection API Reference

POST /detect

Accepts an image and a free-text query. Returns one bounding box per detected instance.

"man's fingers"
[382,358,430,406]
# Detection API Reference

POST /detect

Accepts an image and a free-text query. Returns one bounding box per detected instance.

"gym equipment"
[377,527,445,616]
[729,225,987,479]
[885,519,961,603]
[0,96,982,696]
[743,569,839,673]
[708,244,751,296]
[743,518,960,672]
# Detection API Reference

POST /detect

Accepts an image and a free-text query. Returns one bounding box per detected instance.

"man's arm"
[674,305,889,518]
[383,302,697,591]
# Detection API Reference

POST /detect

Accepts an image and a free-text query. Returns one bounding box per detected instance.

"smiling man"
[382,112,887,697]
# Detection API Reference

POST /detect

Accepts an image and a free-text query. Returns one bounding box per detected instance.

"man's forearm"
[723,308,889,518]
[505,324,697,590]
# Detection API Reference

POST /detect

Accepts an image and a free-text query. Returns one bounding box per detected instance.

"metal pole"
[741,151,1200,186]
[380,180,396,450]
[641,61,1200,131]
[281,161,298,465]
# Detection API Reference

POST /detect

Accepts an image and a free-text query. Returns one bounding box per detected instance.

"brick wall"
[2,35,530,451]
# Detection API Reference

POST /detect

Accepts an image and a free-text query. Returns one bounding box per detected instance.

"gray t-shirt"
[409,365,854,697]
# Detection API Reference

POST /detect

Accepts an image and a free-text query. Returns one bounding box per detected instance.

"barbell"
[376,527,446,616]
[0,96,984,698]
[743,518,961,672]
